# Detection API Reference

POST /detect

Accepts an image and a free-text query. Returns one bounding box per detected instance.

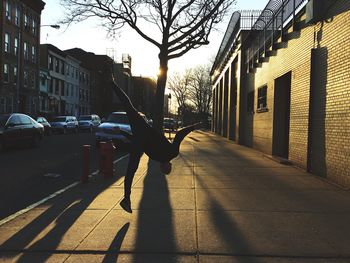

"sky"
[40,0,269,78]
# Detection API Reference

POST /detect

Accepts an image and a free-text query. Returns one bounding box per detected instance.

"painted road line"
[0,182,79,227]
[0,154,129,227]
[113,154,129,164]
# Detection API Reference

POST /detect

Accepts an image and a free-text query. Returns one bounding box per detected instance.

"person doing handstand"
[111,77,199,213]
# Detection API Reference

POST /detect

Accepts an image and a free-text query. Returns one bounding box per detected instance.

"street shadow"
[181,151,262,263]
[190,131,350,260]
[133,159,176,263]
[101,222,130,263]
[0,158,128,263]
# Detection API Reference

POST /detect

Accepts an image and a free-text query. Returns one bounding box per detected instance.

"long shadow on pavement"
[133,159,177,263]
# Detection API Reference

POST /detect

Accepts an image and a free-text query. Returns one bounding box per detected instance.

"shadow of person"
[133,159,177,263]
[101,222,130,263]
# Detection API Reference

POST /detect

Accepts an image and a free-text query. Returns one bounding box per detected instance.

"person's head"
[160,162,172,174]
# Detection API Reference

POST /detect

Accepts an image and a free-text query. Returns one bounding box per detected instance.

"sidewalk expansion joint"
[1,249,350,259]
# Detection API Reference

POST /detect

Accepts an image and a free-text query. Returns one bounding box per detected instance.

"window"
[55,59,59,72]
[49,78,53,93]
[24,70,30,86]
[61,61,65,74]
[49,55,53,70]
[30,71,36,88]
[61,82,65,96]
[24,13,29,28]
[14,37,18,55]
[5,33,10,53]
[19,115,31,125]
[13,66,17,83]
[247,90,254,113]
[24,70,29,86]
[55,79,59,94]
[3,64,9,82]
[257,85,268,112]
[32,19,37,35]
[32,46,36,62]
[8,115,21,126]
[5,1,11,20]
[41,75,46,86]
[15,6,20,26]
[24,42,29,60]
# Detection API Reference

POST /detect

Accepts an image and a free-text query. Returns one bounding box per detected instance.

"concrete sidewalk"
[1,130,350,262]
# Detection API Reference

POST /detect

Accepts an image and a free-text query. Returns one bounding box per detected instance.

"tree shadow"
[133,159,177,263]
[0,160,127,263]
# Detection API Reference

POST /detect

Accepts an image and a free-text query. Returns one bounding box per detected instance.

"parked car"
[36,117,51,135]
[95,111,148,146]
[78,114,101,132]
[163,117,178,131]
[49,116,79,134]
[0,113,44,151]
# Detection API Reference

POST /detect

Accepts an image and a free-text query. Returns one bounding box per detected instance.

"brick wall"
[247,0,350,187]
[310,0,350,187]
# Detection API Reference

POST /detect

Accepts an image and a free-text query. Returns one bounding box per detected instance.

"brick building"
[0,0,45,115]
[131,76,156,118]
[211,0,350,188]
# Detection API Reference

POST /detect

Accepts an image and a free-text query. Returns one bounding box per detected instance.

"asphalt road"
[0,131,127,221]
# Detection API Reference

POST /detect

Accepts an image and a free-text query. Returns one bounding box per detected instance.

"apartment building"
[0,0,45,115]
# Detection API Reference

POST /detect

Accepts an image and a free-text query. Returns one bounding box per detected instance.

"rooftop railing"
[246,0,309,66]
[211,10,261,77]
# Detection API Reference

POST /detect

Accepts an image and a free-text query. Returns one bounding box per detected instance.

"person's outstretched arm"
[172,123,201,151]
[111,76,136,113]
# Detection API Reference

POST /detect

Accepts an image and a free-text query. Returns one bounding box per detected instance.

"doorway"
[272,72,291,159]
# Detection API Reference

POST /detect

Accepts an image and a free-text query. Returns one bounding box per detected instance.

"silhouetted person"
[111,77,199,213]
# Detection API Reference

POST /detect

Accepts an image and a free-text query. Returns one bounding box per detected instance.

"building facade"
[65,55,80,116]
[1,0,45,115]
[211,0,350,188]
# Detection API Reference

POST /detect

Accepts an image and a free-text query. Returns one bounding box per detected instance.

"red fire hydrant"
[99,141,116,177]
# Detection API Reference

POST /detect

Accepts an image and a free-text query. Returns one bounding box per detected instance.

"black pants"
[124,143,143,199]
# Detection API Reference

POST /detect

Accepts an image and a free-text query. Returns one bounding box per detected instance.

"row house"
[39,44,91,118]
[211,0,350,188]
[0,0,45,115]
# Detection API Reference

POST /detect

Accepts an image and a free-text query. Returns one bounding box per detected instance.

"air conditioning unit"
[306,0,334,24]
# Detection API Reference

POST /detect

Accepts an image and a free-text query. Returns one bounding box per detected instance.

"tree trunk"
[153,53,169,131]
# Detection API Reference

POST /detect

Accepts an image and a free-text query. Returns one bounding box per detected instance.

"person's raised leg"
[172,123,200,151]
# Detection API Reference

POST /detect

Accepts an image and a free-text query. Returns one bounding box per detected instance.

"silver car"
[78,114,101,132]
[95,111,148,146]
[50,116,79,134]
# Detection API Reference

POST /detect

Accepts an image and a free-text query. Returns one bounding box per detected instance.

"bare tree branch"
[60,0,234,130]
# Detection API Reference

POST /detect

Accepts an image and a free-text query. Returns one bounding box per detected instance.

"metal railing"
[246,0,309,65]
[211,10,262,76]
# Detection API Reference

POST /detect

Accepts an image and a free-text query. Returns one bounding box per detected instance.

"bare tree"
[60,0,235,130]
[167,69,192,116]
[188,64,212,122]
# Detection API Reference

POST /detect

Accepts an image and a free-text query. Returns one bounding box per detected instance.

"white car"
[78,114,101,132]
[50,116,79,134]
[95,111,148,146]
